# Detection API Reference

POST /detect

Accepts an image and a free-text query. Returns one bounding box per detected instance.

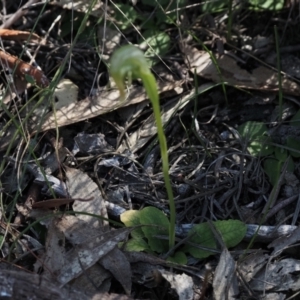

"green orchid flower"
[110,45,176,249]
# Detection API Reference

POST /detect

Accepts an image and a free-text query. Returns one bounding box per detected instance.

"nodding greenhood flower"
[110,45,157,101]
[110,45,175,249]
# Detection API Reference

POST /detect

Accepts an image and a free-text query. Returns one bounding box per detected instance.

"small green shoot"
[237,121,274,156]
[167,251,187,265]
[24,74,37,85]
[248,0,284,11]
[238,119,300,186]
[290,110,300,126]
[140,30,171,67]
[264,157,294,186]
[111,4,138,30]
[287,137,300,158]
[274,25,283,122]
[110,45,176,249]
[200,0,284,13]
[201,0,227,13]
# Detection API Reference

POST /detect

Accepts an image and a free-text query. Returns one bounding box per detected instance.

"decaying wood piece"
[0,269,133,300]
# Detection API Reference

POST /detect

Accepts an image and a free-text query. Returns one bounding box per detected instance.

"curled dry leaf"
[0,50,49,87]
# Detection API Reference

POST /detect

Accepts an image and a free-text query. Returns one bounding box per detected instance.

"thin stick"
[0,0,40,29]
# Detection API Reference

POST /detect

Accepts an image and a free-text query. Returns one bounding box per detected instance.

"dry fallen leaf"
[37,214,132,289]
[0,269,134,300]
[160,270,194,300]
[99,247,132,295]
[56,227,132,287]
[39,80,182,131]
[250,258,300,292]
[238,251,269,283]
[268,225,300,256]
[213,249,239,300]
[54,79,78,109]
[53,0,104,17]
[0,79,182,152]
[182,45,300,96]
[98,26,121,55]
[66,167,107,227]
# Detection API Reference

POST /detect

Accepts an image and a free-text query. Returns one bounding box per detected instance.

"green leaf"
[238,121,274,156]
[120,210,144,239]
[264,157,294,186]
[247,138,274,156]
[167,251,187,265]
[183,220,246,259]
[124,238,152,252]
[248,0,284,11]
[201,0,227,13]
[274,146,288,162]
[60,11,82,38]
[25,74,36,85]
[141,0,169,6]
[111,4,138,30]
[238,121,268,140]
[290,110,300,127]
[140,31,171,67]
[140,207,169,253]
[287,137,300,158]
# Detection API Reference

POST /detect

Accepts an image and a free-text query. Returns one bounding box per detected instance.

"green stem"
[140,71,175,249]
